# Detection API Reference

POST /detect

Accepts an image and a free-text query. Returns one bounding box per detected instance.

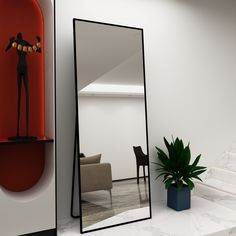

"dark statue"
[5,32,41,141]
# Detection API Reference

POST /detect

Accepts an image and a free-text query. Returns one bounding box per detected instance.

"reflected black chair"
[137,181,149,204]
[133,146,149,184]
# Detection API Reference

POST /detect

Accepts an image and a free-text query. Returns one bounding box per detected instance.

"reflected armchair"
[80,154,113,201]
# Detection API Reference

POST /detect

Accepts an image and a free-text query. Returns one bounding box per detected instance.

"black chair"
[133,146,149,184]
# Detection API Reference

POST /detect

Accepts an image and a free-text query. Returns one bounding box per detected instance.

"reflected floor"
[81,178,149,229]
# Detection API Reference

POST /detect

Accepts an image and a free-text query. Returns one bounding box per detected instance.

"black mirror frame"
[73,18,152,234]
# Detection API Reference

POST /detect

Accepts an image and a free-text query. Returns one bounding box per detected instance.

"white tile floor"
[58,146,236,235]
[58,196,236,236]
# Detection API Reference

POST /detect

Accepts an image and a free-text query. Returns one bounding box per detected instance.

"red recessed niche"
[0,0,47,192]
[0,143,45,192]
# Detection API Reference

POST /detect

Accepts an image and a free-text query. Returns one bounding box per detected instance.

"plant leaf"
[176,180,183,190]
[155,172,170,180]
[190,169,207,177]
[154,137,206,191]
[165,178,174,189]
[190,175,203,182]
[183,178,195,190]
[156,147,170,167]
[189,154,201,171]
[164,137,171,152]
[190,166,207,171]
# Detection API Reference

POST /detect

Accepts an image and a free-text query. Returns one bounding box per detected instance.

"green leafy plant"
[153,137,207,190]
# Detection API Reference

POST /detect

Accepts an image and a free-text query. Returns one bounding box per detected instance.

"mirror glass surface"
[74,19,151,233]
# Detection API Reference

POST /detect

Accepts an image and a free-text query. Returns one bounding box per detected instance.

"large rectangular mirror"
[73,19,151,234]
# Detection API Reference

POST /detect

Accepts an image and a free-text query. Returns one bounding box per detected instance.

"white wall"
[79,96,147,180]
[56,0,236,220]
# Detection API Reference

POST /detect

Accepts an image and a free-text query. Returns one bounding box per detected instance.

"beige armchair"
[80,154,113,200]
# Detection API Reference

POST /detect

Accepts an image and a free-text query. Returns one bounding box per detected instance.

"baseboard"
[112,176,148,182]
[19,228,57,236]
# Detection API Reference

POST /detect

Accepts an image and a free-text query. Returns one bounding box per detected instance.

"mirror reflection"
[74,19,151,233]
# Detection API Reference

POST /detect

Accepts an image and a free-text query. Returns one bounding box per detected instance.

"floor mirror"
[73,18,151,234]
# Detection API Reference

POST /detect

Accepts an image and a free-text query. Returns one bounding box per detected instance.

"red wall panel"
[0,0,46,192]
[0,0,44,138]
[0,143,45,192]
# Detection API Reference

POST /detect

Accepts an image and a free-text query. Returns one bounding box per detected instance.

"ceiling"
[75,20,144,90]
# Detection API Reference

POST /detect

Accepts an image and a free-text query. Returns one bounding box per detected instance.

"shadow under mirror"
[73,19,151,233]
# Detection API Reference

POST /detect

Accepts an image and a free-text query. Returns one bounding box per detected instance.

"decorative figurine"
[5,32,41,141]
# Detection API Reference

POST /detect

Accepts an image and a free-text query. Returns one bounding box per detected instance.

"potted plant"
[154,137,207,211]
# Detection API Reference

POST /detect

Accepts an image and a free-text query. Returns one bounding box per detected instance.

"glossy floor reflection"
[58,196,236,236]
[81,178,149,229]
